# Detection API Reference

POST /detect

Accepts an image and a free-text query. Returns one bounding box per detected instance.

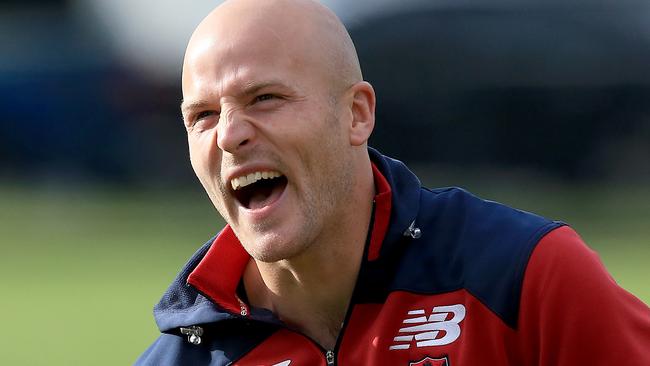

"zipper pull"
[237,297,249,316]
[325,350,335,365]
[180,325,204,345]
[403,220,421,239]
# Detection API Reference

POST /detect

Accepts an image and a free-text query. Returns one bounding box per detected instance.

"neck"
[244,157,375,350]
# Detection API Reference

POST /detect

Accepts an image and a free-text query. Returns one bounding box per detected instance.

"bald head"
[183,0,362,96]
[181,0,377,265]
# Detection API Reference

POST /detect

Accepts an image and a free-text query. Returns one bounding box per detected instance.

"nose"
[216,106,255,153]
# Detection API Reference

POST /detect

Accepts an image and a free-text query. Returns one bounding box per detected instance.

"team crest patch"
[409,356,450,366]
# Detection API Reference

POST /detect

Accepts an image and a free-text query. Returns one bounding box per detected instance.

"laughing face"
[180,6,363,263]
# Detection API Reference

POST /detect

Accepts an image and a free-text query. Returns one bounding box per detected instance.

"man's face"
[181,30,355,262]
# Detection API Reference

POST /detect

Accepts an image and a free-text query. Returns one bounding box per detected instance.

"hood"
[152,239,235,332]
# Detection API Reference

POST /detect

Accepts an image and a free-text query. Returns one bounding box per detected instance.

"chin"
[242,233,309,263]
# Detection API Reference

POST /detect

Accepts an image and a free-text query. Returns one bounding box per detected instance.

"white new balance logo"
[389,304,466,350]
[271,361,291,366]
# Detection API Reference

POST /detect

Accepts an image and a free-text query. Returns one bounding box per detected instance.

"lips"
[230,170,288,210]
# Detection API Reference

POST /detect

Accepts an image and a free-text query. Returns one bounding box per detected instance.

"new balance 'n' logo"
[271,361,291,366]
[389,304,466,350]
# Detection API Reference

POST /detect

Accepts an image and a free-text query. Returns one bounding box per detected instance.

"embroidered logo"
[409,356,450,366]
[389,304,466,350]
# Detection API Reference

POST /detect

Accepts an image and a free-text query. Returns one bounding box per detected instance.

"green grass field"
[1,180,648,365]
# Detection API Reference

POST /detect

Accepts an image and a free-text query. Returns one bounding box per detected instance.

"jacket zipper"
[320,204,382,366]
[325,349,335,365]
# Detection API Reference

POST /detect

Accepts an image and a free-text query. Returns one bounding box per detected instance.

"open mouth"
[230,171,288,210]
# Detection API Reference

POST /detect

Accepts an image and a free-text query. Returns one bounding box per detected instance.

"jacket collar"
[153,148,421,331]
[367,147,421,256]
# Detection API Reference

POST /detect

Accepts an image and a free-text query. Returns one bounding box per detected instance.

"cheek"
[188,129,220,174]
[188,134,230,216]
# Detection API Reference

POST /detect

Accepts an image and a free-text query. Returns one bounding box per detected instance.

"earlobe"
[348,81,376,146]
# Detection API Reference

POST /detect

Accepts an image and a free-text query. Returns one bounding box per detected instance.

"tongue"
[248,191,272,210]
[247,182,283,210]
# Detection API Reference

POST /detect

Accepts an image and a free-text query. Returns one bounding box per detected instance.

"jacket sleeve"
[517,225,650,365]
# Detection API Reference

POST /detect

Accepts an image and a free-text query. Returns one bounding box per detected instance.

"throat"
[243,259,355,350]
[280,305,344,350]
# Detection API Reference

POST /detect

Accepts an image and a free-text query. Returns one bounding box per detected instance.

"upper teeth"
[231,171,282,190]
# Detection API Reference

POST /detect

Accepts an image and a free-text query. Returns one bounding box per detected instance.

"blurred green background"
[1,176,648,365]
[2,0,650,365]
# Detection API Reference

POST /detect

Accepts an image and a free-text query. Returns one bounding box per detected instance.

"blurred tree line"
[1,1,649,184]
[354,4,650,181]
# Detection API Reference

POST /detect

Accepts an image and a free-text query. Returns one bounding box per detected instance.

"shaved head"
[183,0,362,96]
[181,0,376,265]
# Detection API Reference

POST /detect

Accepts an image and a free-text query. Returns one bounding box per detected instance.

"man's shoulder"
[415,185,564,273]
[418,186,559,238]
[393,186,564,327]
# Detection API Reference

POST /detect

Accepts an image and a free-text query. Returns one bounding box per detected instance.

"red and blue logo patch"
[409,356,450,366]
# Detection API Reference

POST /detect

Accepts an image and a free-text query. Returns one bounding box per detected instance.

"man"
[136,0,650,364]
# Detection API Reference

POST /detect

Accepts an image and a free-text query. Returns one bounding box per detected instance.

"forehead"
[185,42,273,92]
[182,21,322,101]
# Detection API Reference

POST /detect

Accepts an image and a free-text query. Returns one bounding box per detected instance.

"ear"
[348,81,376,146]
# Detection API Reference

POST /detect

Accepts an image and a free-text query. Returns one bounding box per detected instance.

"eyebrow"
[180,100,210,116]
[179,80,291,114]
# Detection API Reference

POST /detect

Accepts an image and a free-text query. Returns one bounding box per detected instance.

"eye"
[254,94,275,103]
[195,110,219,121]
[185,110,219,129]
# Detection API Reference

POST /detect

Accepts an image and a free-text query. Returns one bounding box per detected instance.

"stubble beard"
[247,113,355,263]
[205,103,355,264]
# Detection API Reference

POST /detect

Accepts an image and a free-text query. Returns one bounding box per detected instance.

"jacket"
[136,148,650,365]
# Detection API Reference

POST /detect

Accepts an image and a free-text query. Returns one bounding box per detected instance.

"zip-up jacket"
[136,148,650,365]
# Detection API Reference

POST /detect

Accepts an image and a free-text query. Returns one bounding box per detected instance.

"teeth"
[231,171,282,190]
